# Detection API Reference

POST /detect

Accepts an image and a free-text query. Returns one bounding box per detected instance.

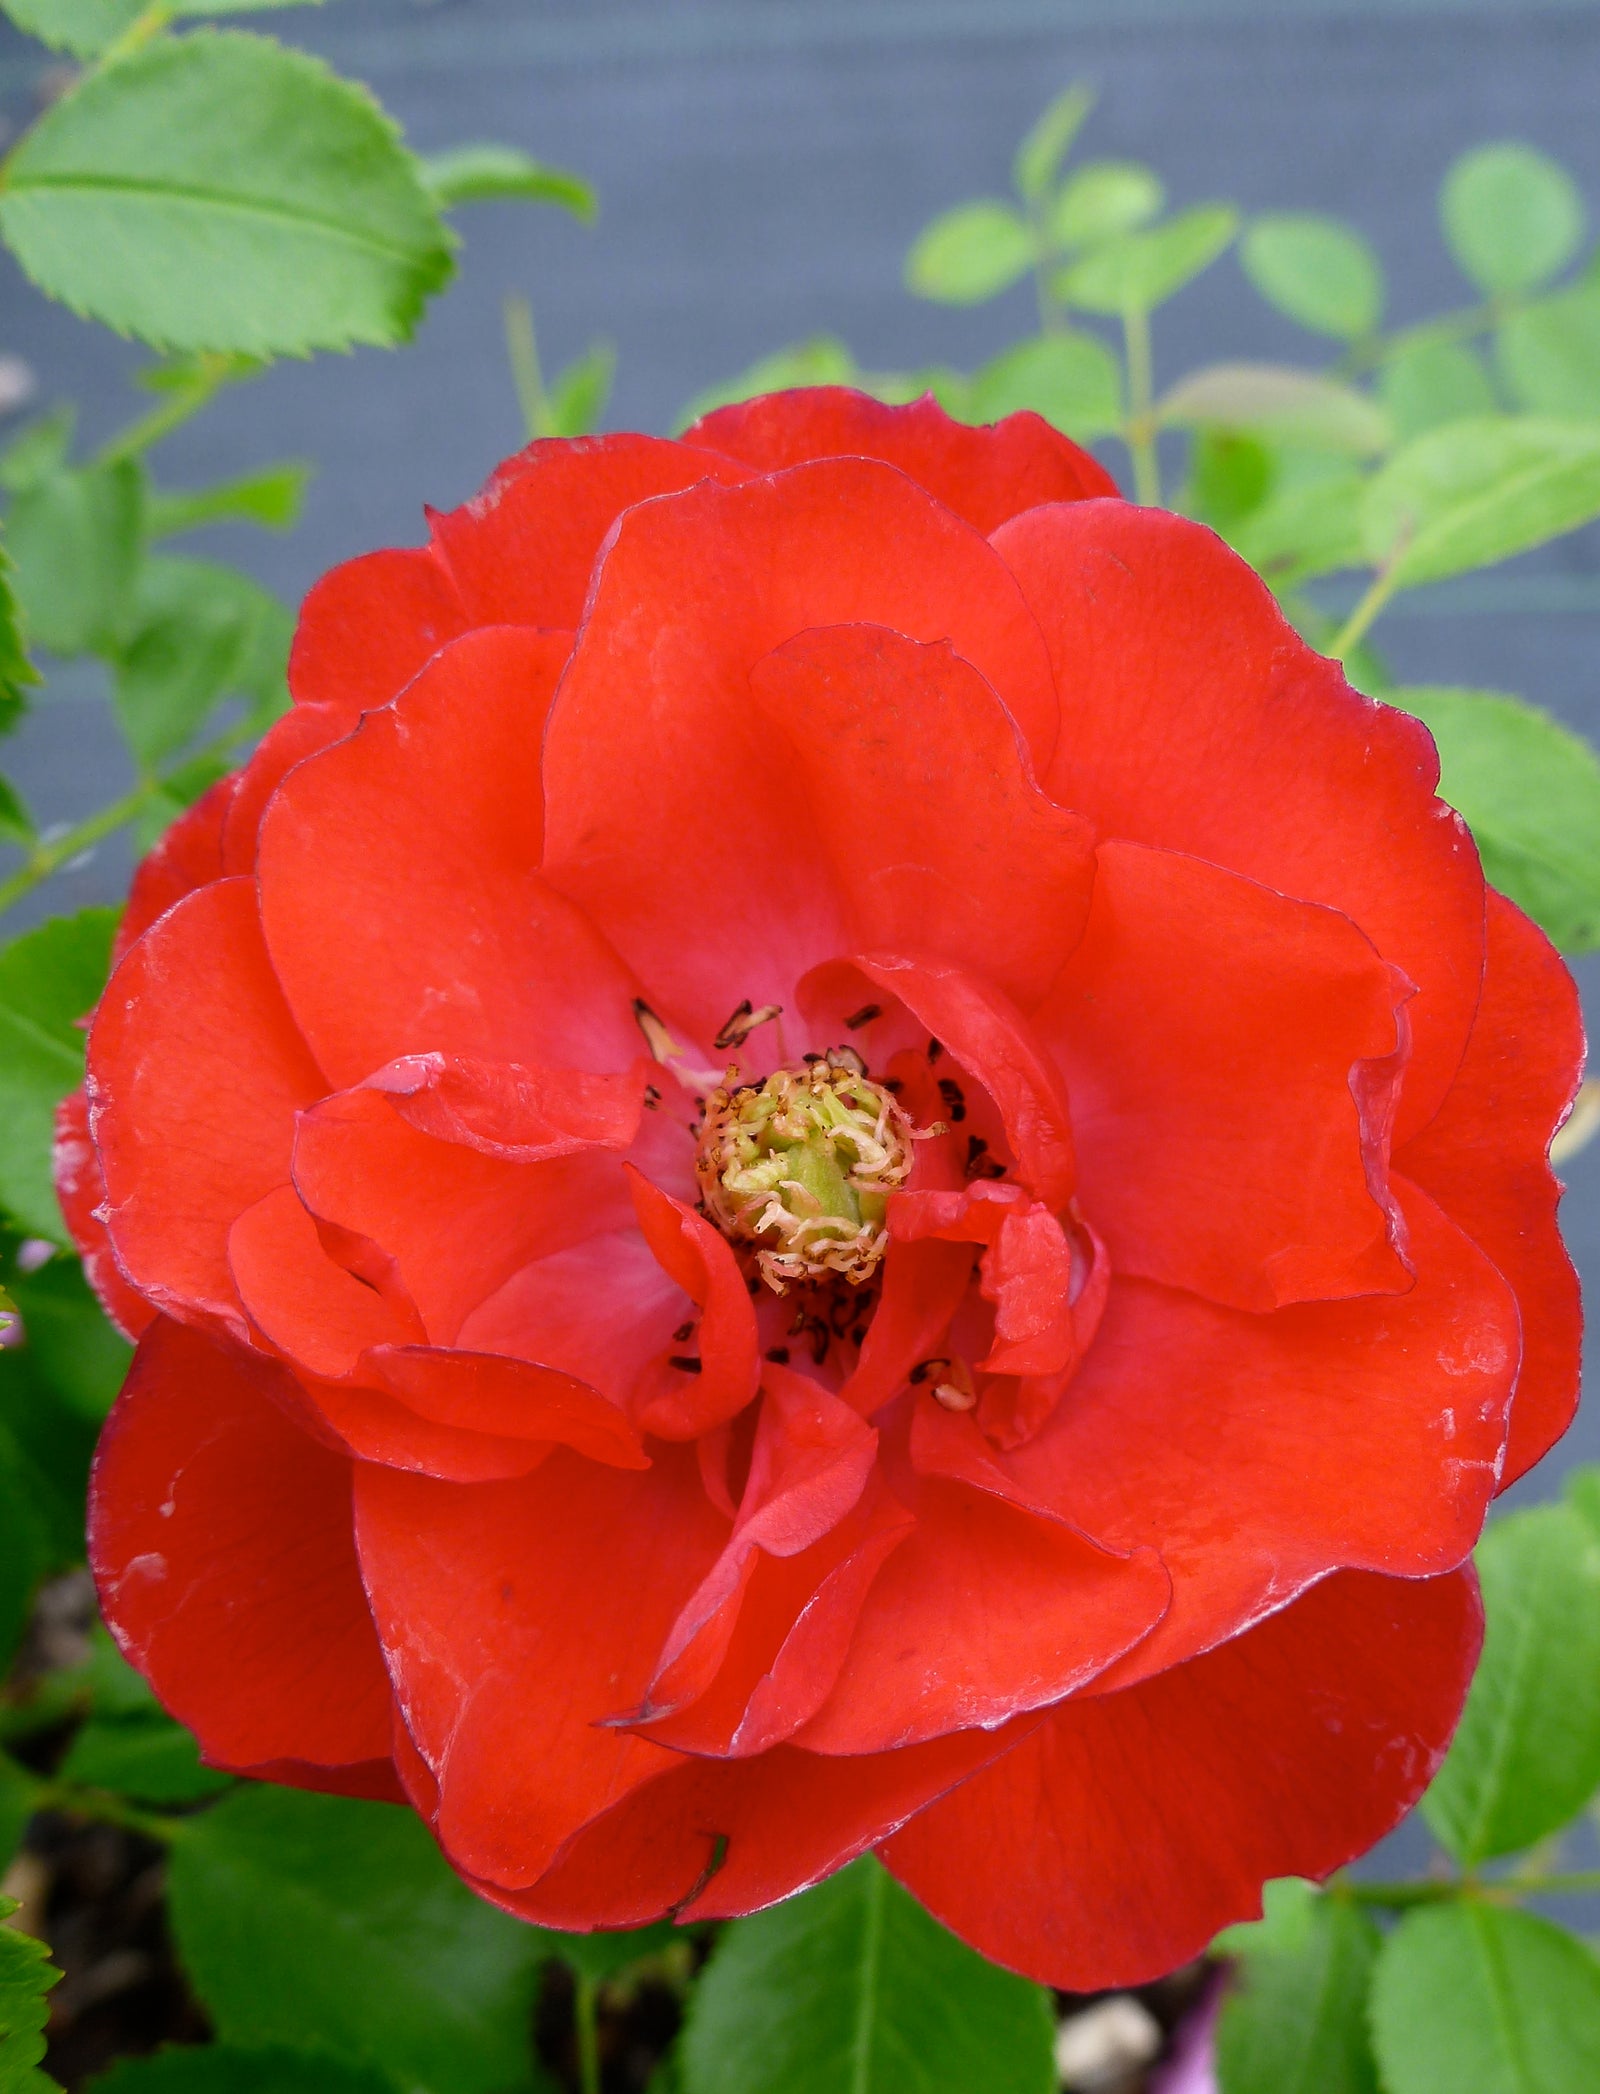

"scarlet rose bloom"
[63,390,1583,1985]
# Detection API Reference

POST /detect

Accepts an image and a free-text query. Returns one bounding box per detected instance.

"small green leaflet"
[1049,161,1165,250]
[1393,688,1600,953]
[1440,141,1586,298]
[58,1716,233,1807]
[680,1858,1056,2094]
[0,541,38,735]
[1055,203,1238,314]
[0,32,453,358]
[1241,213,1385,340]
[1370,1904,1600,2094]
[1378,338,1496,441]
[968,333,1124,442]
[1,1,324,59]
[0,910,118,1242]
[112,556,292,769]
[147,463,312,539]
[547,342,617,439]
[166,1786,544,2094]
[1214,1880,1381,2094]
[1156,363,1389,455]
[0,1425,49,1677]
[1011,83,1093,203]
[0,1898,60,2093]
[4,1253,131,1426]
[83,2046,400,2094]
[419,146,596,221]
[1361,416,1600,586]
[1421,1499,1600,1860]
[904,202,1035,306]
[1498,284,1600,418]
[1232,467,1367,586]
[6,463,145,659]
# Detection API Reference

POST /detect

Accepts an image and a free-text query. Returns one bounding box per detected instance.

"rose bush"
[59,388,1582,1987]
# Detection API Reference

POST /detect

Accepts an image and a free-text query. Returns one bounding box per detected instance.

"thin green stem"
[1121,304,1160,506]
[1329,556,1404,661]
[0,718,254,920]
[573,1970,602,2094]
[94,357,234,468]
[99,4,176,65]
[1347,1871,1600,1910]
[31,1781,180,1845]
[1340,296,1508,377]
[504,295,552,441]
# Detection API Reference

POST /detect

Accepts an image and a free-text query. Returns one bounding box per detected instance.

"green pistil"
[696,1053,913,1292]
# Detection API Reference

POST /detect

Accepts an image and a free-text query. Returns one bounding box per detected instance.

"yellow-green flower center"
[696,1052,914,1292]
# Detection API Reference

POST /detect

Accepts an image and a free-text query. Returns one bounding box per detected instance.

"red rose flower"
[65,390,1583,1986]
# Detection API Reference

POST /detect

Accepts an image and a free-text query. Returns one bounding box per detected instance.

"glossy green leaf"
[1157,362,1389,454]
[85,2047,399,2094]
[1371,1903,1600,2094]
[1498,283,1600,417]
[0,776,32,850]
[1185,429,1275,531]
[113,556,291,768]
[1012,83,1093,202]
[5,1253,131,1424]
[905,201,1035,305]
[1441,142,1586,297]
[0,543,37,734]
[678,336,859,427]
[549,341,616,438]
[1361,417,1600,585]
[1215,1880,1380,2094]
[0,1898,59,2092]
[1,1,324,59]
[969,331,1123,440]
[1379,338,1497,440]
[146,463,311,539]
[419,145,595,221]
[1393,688,1600,952]
[7,462,144,657]
[681,1858,1055,2094]
[1055,203,1238,314]
[1421,1500,1600,1858]
[0,911,117,1241]
[1232,467,1366,585]
[58,1716,232,1806]
[1241,213,1384,339]
[0,31,454,357]
[167,1786,543,2094]
[1049,160,1165,249]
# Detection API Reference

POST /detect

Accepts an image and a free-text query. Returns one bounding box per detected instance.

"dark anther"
[714,999,783,1051]
[881,1077,904,1095]
[927,1037,944,1062]
[909,1357,951,1386]
[746,1276,762,1296]
[643,1084,661,1111]
[633,998,676,1062]
[668,1355,703,1374]
[965,1135,988,1175]
[789,1310,830,1365]
[844,1003,881,1030]
[764,1346,790,1364]
[850,1323,869,1348]
[938,1078,967,1123]
[671,1320,695,1343]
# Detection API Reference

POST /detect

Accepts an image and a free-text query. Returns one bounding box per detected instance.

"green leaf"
[1185,429,1275,532]
[1361,417,1600,586]
[905,202,1035,305]
[418,145,595,221]
[1055,203,1238,314]
[1568,1463,1600,1545]
[1157,362,1390,455]
[0,542,38,733]
[0,411,74,499]
[1012,83,1094,203]
[678,336,859,427]
[58,1716,232,1806]
[5,1253,131,1424]
[166,1786,543,2094]
[146,463,311,539]
[0,911,117,1241]
[968,331,1123,441]
[1498,283,1600,417]
[0,31,454,357]
[0,1428,49,1675]
[1393,688,1600,952]
[0,1898,60,2093]
[113,556,291,768]
[1420,1500,1600,1858]
[1241,213,1384,340]
[85,2046,399,2094]
[548,342,616,439]
[0,777,35,849]
[1215,1880,1380,2094]
[6,462,144,657]
[1,1,324,59]
[1371,1903,1600,2094]
[1049,160,1165,250]
[680,1857,1055,2094]
[1441,142,1586,297]
[540,1922,682,1986]
[1232,467,1367,585]
[1379,338,1497,441]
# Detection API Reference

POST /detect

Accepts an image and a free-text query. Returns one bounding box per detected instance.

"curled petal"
[54,1088,153,1341]
[627,1169,761,1438]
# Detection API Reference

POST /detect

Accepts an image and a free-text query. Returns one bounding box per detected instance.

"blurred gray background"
[2,0,1599,1491]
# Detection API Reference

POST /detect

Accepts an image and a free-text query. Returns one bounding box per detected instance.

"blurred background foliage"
[4,5,1600,2093]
